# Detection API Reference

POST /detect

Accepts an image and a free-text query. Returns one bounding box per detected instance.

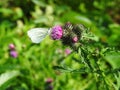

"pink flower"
[10,50,18,58]
[45,78,53,84]
[72,36,78,43]
[65,48,72,55]
[50,25,63,40]
[9,44,15,50]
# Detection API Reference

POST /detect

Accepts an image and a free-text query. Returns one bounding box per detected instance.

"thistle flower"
[45,78,53,84]
[61,22,80,46]
[50,25,63,40]
[9,43,15,50]
[45,78,53,90]
[64,22,73,31]
[10,50,18,58]
[72,36,78,43]
[65,48,72,55]
[72,24,84,39]
[63,22,73,37]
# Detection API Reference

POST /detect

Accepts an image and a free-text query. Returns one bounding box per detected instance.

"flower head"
[45,78,53,84]
[72,36,78,43]
[64,22,73,31]
[50,25,63,40]
[10,50,18,58]
[9,43,15,50]
[65,48,72,55]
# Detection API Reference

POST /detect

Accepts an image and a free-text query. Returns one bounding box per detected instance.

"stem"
[80,47,94,72]
[93,56,109,90]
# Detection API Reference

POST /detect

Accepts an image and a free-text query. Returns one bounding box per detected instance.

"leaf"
[61,11,92,26]
[0,8,13,15]
[0,64,20,73]
[13,38,22,52]
[53,66,88,73]
[105,51,120,68]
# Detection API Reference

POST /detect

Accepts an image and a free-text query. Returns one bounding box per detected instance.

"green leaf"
[61,11,92,26]
[105,51,120,68]
[13,38,22,52]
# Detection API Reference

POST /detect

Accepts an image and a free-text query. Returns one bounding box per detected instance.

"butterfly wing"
[27,28,49,43]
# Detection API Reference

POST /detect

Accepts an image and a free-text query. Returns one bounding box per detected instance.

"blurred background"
[0,0,120,90]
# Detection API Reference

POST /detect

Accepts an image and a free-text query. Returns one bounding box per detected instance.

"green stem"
[93,56,109,90]
[80,47,94,72]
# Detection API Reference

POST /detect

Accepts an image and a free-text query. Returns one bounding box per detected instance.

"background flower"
[65,48,72,56]
[9,43,15,50]
[9,50,18,58]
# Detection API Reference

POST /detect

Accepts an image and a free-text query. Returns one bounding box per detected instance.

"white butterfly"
[27,28,51,43]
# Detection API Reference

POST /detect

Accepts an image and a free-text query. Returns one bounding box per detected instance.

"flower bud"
[72,36,78,43]
[65,48,71,55]
[72,24,83,38]
[64,22,73,30]
[45,78,53,84]
[9,44,15,50]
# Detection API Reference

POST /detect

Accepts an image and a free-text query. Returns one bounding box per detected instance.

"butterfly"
[27,28,51,43]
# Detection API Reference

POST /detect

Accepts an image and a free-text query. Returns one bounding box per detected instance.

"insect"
[27,25,63,43]
[27,28,51,43]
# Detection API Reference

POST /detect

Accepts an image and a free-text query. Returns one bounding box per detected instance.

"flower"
[65,48,72,55]
[72,36,78,43]
[9,43,15,50]
[64,22,73,31]
[10,50,18,58]
[50,25,63,40]
[45,78,53,90]
[45,78,53,84]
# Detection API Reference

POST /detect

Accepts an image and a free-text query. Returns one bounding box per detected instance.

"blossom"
[65,48,72,55]
[50,25,63,40]
[10,50,18,58]
[45,78,53,90]
[9,43,15,50]
[72,36,78,43]
[45,78,53,84]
